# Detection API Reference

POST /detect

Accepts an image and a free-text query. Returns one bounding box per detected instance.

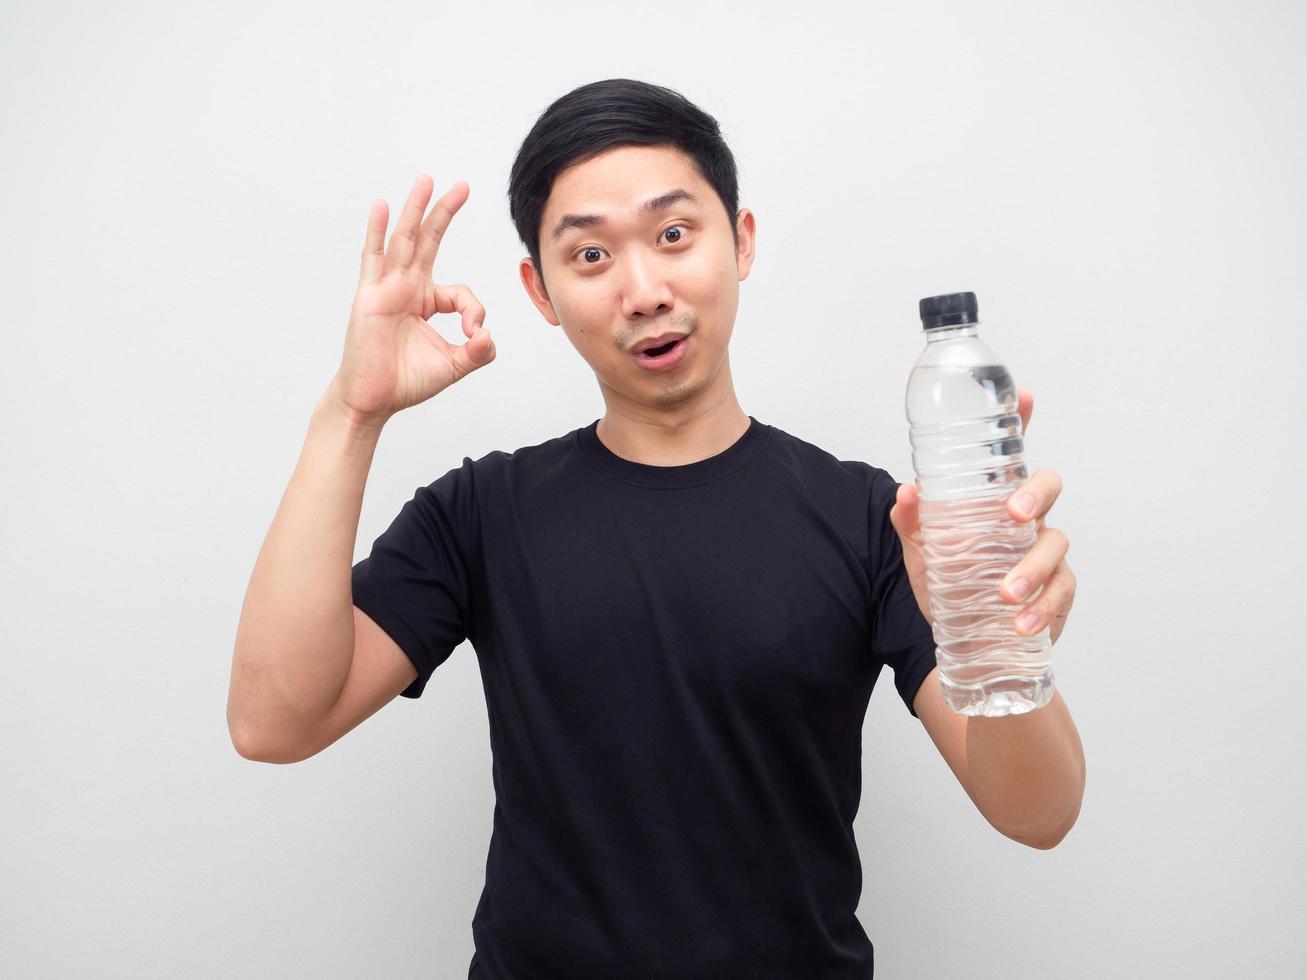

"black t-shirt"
[350,416,937,979]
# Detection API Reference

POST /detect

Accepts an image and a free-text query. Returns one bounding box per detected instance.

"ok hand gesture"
[328,175,496,427]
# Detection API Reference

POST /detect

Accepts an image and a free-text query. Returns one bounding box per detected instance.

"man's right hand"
[328,174,497,427]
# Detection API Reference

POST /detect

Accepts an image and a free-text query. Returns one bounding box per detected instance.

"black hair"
[507,78,740,292]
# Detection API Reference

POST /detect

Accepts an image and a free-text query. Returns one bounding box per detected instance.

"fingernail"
[1013,493,1035,518]
[1007,577,1030,600]
[1018,610,1040,633]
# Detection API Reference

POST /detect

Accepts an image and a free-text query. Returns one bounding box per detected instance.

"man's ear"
[734,208,756,282]
[519,256,561,326]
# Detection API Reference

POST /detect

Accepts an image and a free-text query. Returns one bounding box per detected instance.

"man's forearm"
[965,690,1086,848]
[227,384,385,759]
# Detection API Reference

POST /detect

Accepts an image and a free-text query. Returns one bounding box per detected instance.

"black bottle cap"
[919,291,979,329]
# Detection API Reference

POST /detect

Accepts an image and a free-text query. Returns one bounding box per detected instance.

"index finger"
[1017,387,1033,436]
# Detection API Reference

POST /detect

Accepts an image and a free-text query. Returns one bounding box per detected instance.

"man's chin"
[646,373,707,409]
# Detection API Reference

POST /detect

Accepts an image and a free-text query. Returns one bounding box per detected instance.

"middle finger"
[413,180,470,276]
[1008,468,1063,523]
[999,526,1070,604]
[385,174,436,273]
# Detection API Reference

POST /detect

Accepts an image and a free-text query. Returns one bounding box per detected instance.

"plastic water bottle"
[905,291,1055,717]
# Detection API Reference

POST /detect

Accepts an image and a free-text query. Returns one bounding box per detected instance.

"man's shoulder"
[495,428,575,463]
[761,420,900,493]
[442,424,582,477]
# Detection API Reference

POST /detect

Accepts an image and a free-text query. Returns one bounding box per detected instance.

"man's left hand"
[888,388,1076,645]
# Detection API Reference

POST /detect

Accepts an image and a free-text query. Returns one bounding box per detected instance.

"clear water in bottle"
[905,292,1055,717]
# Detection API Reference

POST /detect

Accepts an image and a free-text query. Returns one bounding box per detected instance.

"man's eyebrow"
[550,189,701,242]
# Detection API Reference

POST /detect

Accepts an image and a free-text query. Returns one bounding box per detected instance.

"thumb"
[466,326,496,366]
[450,326,496,377]
[889,482,920,540]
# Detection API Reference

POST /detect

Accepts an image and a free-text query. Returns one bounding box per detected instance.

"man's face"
[520,144,755,414]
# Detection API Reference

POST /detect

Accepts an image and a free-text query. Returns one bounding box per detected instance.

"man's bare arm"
[915,670,1085,849]
[226,389,384,761]
[226,174,495,762]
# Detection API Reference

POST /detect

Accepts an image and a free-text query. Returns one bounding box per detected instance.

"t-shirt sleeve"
[350,457,478,700]
[866,467,938,718]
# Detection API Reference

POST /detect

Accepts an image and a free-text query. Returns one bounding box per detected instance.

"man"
[228,78,1084,978]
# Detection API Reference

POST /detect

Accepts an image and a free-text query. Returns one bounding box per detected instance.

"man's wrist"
[318,380,389,439]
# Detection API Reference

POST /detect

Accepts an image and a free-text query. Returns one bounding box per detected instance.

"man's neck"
[595,397,751,467]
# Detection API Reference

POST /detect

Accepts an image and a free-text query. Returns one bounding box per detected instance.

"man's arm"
[226,387,387,762]
[891,388,1084,848]
[915,668,1085,849]
[226,175,496,762]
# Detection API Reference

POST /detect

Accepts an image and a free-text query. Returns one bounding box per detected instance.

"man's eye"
[575,226,689,264]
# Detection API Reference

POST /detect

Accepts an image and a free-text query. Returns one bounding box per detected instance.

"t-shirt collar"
[575,415,770,489]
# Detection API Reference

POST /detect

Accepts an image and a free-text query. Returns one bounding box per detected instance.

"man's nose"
[620,251,675,319]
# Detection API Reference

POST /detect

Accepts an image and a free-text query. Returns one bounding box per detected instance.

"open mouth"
[632,334,690,371]
[642,340,679,357]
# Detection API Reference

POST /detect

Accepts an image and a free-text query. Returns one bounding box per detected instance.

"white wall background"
[3,0,1304,976]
